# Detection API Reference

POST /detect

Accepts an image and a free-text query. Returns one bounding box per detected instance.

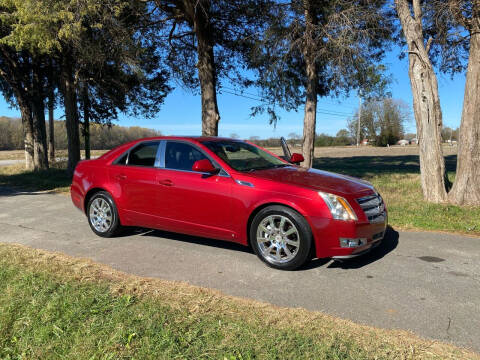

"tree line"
[0,0,478,205]
[0,117,160,151]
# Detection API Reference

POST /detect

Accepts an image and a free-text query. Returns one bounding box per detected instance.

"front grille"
[356,193,386,224]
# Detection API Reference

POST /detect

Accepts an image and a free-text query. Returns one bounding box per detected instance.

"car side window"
[165,142,208,171]
[127,142,159,167]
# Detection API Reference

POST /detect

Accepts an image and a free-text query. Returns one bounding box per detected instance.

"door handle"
[114,174,127,180]
[158,179,173,186]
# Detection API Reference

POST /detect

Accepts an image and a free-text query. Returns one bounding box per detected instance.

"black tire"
[87,191,122,237]
[250,205,312,270]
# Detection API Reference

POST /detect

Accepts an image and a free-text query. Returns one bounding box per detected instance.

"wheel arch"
[84,187,108,215]
[246,202,316,257]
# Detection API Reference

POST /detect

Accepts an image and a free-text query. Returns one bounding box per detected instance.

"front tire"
[87,191,121,237]
[250,205,312,270]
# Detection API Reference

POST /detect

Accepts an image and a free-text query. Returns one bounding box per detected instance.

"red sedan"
[71,136,387,270]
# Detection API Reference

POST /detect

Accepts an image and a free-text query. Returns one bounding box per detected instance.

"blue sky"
[0,46,466,139]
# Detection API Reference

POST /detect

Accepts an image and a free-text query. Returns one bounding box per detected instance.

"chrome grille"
[356,193,386,224]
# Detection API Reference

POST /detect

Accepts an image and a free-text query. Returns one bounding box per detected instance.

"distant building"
[361,139,369,146]
[397,139,409,146]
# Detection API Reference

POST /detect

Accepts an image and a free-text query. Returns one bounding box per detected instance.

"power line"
[220,89,354,117]
[222,85,358,110]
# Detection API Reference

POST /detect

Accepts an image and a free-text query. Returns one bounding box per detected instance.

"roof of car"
[132,136,241,143]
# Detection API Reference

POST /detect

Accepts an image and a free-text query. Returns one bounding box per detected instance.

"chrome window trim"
[161,139,231,177]
[157,140,166,168]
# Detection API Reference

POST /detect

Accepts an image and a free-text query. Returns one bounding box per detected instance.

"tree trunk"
[302,58,317,168]
[31,96,49,170]
[448,27,480,205]
[61,56,80,174]
[18,99,34,170]
[82,84,91,160]
[193,5,220,136]
[30,59,49,170]
[48,79,55,164]
[301,0,317,169]
[395,0,447,203]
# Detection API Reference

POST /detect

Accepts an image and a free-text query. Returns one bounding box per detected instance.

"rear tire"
[250,205,312,270]
[87,191,122,237]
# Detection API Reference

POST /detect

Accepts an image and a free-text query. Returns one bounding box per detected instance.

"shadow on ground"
[313,155,457,178]
[132,225,399,271]
[0,164,71,194]
[134,227,253,253]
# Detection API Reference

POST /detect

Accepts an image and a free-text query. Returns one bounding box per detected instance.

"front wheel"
[87,191,122,237]
[250,205,312,270]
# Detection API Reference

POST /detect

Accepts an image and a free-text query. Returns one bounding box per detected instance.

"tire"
[87,191,122,237]
[250,205,312,270]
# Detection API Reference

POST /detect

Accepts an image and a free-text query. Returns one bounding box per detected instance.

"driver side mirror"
[192,159,219,174]
[289,153,304,165]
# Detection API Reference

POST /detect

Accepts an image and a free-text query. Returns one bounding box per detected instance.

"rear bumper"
[309,214,387,259]
[70,184,85,213]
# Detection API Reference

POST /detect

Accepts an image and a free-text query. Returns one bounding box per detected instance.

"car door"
[109,140,161,227]
[155,140,235,240]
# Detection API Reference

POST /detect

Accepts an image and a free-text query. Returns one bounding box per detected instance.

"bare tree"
[395,0,448,203]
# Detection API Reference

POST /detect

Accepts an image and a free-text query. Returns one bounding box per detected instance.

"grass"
[0,149,108,161]
[0,243,477,360]
[0,161,72,193]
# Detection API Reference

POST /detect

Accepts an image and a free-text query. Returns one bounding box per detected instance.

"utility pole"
[356,95,362,147]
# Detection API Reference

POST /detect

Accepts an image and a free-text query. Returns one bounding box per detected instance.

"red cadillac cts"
[71,136,387,270]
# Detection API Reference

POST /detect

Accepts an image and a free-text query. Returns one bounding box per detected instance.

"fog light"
[339,238,367,248]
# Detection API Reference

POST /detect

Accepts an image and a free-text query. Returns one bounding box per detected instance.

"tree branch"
[425,37,433,54]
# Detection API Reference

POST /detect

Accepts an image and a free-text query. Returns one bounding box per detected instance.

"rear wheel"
[250,205,312,270]
[87,191,121,237]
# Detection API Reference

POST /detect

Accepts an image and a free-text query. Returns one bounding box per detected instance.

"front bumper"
[309,214,387,259]
[331,237,383,259]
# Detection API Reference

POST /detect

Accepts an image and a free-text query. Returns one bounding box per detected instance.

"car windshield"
[201,140,288,172]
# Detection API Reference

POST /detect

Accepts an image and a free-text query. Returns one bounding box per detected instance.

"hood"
[245,166,374,196]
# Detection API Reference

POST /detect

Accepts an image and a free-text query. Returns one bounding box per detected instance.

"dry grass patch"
[0,243,477,360]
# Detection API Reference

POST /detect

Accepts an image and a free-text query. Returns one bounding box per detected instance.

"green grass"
[0,243,475,360]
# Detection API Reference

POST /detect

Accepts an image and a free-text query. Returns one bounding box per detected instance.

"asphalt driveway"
[1,186,479,352]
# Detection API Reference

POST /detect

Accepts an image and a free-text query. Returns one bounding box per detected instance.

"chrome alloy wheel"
[89,197,113,233]
[256,215,300,264]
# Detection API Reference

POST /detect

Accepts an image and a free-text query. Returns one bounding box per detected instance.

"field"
[0,149,108,161]
[0,243,477,360]
[1,144,479,235]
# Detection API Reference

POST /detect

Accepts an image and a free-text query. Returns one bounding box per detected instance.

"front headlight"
[318,191,357,221]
